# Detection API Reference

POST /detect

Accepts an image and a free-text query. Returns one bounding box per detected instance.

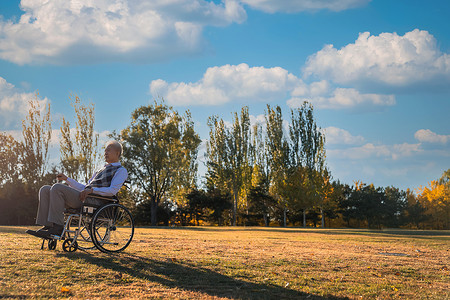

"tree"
[287,102,326,227]
[206,107,252,226]
[0,97,54,225]
[265,105,290,226]
[169,110,202,216]
[60,95,100,182]
[247,165,277,226]
[439,169,450,186]
[418,179,450,230]
[206,116,230,194]
[120,101,200,226]
[185,189,209,225]
[383,186,407,227]
[228,107,252,225]
[337,183,358,227]
[21,96,52,189]
[402,189,428,229]
[0,133,21,185]
[0,133,22,225]
[207,188,233,226]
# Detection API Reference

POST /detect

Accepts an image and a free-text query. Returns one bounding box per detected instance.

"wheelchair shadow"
[57,251,347,300]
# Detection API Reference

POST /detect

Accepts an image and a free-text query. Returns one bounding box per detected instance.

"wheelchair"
[41,193,134,253]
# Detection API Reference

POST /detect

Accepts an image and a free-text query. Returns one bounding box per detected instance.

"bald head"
[104,140,123,163]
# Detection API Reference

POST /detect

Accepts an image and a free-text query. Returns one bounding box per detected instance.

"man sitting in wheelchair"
[27,140,128,239]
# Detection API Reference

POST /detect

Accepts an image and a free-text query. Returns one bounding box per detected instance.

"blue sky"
[0,0,449,191]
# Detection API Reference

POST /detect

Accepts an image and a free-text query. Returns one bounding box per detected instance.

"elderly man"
[26,140,128,239]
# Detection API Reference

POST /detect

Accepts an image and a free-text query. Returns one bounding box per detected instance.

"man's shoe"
[26,229,49,238]
[26,229,36,236]
[26,225,53,238]
[27,224,64,239]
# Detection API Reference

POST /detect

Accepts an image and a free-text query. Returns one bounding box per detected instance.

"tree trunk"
[283,207,287,227]
[321,208,325,228]
[233,190,238,226]
[263,214,269,227]
[151,200,158,226]
[303,209,306,228]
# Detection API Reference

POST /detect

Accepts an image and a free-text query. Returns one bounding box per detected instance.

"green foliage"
[120,100,201,226]
[247,176,277,226]
[334,182,409,229]
[206,107,252,225]
[205,102,327,227]
[264,104,289,208]
[21,96,52,189]
[0,133,21,184]
[182,188,233,226]
[439,169,450,186]
[60,95,100,183]
[0,97,55,225]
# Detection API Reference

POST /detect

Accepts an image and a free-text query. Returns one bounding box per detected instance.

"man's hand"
[56,173,68,182]
[79,188,93,202]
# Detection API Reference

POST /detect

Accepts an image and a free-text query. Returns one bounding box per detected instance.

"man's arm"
[65,177,86,191]
[66,172,97,192]
[57,173,87,191]
[91,167,128,197]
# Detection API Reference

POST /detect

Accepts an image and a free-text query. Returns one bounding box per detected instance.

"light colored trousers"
[36,183,82,226]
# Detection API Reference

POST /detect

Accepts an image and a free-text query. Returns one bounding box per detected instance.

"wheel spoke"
[91,204,134,253]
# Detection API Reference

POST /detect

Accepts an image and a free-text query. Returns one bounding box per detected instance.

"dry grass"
[0,226,449,299]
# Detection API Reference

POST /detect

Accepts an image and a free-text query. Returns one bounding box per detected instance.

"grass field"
[0,226,449,299]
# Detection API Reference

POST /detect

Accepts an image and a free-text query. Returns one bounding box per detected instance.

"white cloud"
[0,0,246,65]
[0,77,49,129]
[328,142,422,161]
[304,29,450,87]
[241,0,370,13]
[414,129,450,144]
[323,127,364,145]
[151,64,394,111]
[391,143,423,160]
[288,86,395,110]
[249,114,266,127]
[150,63,300,105]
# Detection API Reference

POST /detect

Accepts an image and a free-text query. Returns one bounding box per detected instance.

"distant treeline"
[1,96,449,229]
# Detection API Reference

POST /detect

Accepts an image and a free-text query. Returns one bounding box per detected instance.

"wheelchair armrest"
[88,193,118,202]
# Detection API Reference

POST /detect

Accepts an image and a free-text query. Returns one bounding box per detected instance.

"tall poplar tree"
[288,101,326,227]
[21,96,52,189]
[265,105,290,226]
[206,107,251,225]
[60,95,100,183]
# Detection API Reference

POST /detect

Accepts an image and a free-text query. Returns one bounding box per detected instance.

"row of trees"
[1,97,449,229]
[204,104,327,227]
[142,173,450,230]
[0,95,100,225]
[0,95,53,224]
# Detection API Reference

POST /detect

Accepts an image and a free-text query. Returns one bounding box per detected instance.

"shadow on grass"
[58,251,347,300]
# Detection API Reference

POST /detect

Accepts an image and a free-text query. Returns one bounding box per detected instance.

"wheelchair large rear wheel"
[90,203,134,253]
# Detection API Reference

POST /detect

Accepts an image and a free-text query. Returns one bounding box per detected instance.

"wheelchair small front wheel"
[91,203,134,253]
[62,239,78,252]
[48,239,57,250]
